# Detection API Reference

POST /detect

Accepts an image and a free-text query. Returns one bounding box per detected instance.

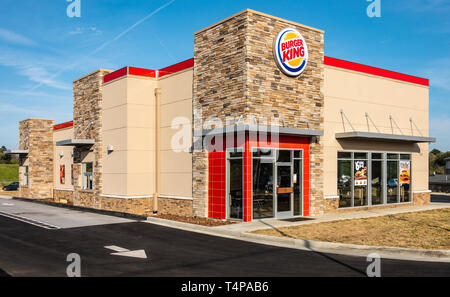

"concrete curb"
[146,216,450,263]
[12,197,148,221]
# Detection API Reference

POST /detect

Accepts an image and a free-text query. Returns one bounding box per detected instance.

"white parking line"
[0,211,61,230]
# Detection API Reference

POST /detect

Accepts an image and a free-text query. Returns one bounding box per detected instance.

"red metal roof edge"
[103,67,128,83]
[102,58,195,83]
[53,121,73,131]
[158,58,194,78]
[324,56,429,86]
[103,56,428,86]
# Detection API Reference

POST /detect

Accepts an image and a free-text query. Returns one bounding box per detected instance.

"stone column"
[193,9,325,218]
[18,118,55,199]
[72,69,111,207]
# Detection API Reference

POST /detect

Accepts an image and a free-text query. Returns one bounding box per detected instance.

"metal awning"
[194,125,323,137]
[335,131,436,143]
[56,139,95,146]
[4,149,28,155]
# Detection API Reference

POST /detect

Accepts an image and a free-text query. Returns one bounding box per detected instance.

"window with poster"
[338,152,411,208]
[60,165,65,184]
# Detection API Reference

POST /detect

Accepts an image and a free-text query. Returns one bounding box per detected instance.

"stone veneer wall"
[158,198,194,217]
[18,119,55,199]
[193,10,325,217]
[412,191,430,205]
[72,70,111,208]
[323,192,430,214]
[99,197,153,216]
[53,189,74,204]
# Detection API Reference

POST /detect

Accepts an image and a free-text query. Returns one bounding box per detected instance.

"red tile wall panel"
[208,151,226,219]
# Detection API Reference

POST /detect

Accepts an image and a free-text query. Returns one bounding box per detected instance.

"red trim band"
[324,56,429,86]
[103,57,428,86]
[103,59,194,84]
[128,67,156,78]
[158,58,194,78]
[103,67,128,84]
[54,121,73,131]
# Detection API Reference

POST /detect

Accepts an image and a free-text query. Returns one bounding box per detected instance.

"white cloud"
[18,66,71,90]
[0,28,36,46]
[68,27,102,36]
[0,49,72,91]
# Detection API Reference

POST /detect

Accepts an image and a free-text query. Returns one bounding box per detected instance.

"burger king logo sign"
[273,28,308,77]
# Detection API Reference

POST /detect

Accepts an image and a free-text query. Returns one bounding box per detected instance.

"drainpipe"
[153,88,161,215]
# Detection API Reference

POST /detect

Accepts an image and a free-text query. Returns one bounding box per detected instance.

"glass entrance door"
[276,164,292,218]
[252,148,303,220]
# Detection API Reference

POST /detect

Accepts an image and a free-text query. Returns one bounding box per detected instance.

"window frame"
[337,151,412,209]
[82,162,94,190]
[22,165,29,187]
[226,148,244,220]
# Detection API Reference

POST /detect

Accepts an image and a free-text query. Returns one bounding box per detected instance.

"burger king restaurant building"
[8,9,435,222]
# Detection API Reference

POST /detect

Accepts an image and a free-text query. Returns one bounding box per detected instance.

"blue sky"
[0,0,449,150]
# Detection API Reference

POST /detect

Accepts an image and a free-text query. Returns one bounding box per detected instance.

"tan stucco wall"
[53,127,74,189]
[158,69,193,198]
[323,65,430,196]
[101,69,193,198]
[102,76,157,196]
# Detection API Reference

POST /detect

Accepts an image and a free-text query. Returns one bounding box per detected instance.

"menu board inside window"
[399,161,411,184]
[354,160,367,186]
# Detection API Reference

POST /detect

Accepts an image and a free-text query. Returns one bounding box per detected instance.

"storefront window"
[22,166,29,187]
[252,158,274,219]
[293,153,303,216]
[60,165,65,185]
[371,153,383,205]
[227,151,243,219]
[71,164,74,185]
[354,155,368,207]
[399,159,411,202]
[387,159,399,203]
[82,162,93,190]
[338,152,411,208]
[338,159,352,208]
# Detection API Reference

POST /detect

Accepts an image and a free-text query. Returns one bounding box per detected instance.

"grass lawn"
[251,209,450,250]
[0,164,19,187]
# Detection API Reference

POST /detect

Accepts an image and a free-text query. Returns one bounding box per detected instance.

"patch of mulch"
[154,214,236,227]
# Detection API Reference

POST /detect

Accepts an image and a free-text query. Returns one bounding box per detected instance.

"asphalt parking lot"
[0,197,449,277]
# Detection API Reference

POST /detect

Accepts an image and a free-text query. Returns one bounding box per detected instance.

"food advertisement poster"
[354,160,367,186]
[60,165,65,185]
[400,161,411,184]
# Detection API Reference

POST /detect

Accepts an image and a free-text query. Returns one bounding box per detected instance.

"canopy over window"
[335,131,435,143]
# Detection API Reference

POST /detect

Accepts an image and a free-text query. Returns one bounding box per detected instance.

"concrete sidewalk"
[212,202,450,232]
[144,202,450,262]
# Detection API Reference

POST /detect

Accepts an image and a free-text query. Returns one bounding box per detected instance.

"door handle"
[277,187,293,194]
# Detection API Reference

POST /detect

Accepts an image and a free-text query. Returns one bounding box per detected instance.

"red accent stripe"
[158,58,194,78]
[324,56,429,86]
[128,67,156,78]
[103,59,194,84]
[53,121,73,130]
[103,67,128,83]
